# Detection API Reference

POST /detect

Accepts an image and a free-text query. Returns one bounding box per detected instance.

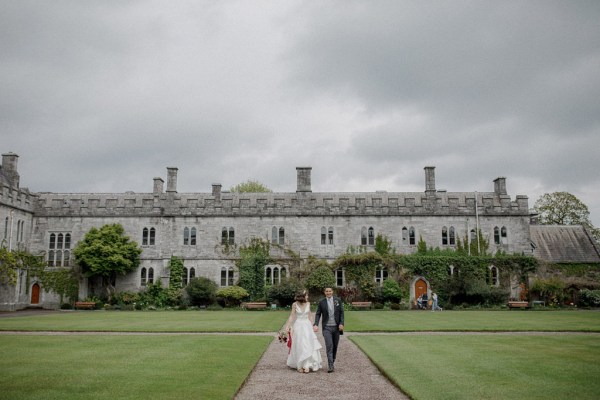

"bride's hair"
[294,290,308,303]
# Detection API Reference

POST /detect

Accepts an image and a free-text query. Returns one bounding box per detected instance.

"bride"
[284,290,323,373]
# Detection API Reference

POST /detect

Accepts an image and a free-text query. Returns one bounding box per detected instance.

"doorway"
[31,283,40,304]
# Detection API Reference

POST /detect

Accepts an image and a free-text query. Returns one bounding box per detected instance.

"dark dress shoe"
[328,366,334,373]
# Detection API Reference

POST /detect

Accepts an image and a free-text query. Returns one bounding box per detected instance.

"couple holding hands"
[284,287,344,373]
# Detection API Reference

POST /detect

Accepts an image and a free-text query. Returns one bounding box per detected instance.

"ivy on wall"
[168,256,184,289]
[237,238,272,300]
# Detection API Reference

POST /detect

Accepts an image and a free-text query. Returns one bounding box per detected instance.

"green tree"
[230,180,272,193]
[73,224,141,301]
[534,192,599,241]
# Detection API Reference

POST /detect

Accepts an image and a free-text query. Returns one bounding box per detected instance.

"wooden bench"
[507,301,529,309]
[351,301,372,310]
[75,301,96,310]
[242,302,268,309]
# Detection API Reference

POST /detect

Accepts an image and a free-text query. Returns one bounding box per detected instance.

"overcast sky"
[2,1,599,226]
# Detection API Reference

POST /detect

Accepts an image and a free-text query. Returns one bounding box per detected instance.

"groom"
[313,287,344,373]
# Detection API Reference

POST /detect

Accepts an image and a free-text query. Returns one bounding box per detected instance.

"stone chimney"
[1,152,20,188]
[166,167,178,193]
[212,183,222,201]
[424,166,435,195]
[153,177,164,194]
[296,167,312,193]
[494,177,507,195]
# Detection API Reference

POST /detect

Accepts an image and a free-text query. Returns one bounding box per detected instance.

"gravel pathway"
[234,333,409,400]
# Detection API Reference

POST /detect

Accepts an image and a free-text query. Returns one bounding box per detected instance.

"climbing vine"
[168,256,184,289]
[237,238,272,300]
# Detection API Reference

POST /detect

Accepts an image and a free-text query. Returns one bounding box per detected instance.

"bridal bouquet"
[278,330,288,343]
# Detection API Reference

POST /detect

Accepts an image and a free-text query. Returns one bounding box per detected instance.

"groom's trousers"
[323,325,340,367]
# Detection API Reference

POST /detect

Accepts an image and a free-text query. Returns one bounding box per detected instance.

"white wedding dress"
[286,302,322,371]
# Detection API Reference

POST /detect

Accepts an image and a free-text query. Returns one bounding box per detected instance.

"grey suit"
[314,296,344,368]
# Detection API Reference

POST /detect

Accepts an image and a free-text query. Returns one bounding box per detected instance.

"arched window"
[442,226,448,245]
[501,227,508,244]
[56,250,63,266]
[409,227,416,245]
[368,227,375,246]
[328,227,334,245]
[402,227,408,244]
[63,250,70,267]
[182,267,189,286]
[142,228,149,245]
[64,233,71,249]
[264,266,286,285]
[361,227,367,246]
[190,228,197,245]
[271,227,278,244]
[449,226,456,246]
[183,227,189,245]
[149,228,155,245]
[189,267,195,280]
[470,229,477,241]
[47,250,55,267]
[148,267,154,284]
[3,217,8,239]
[141,267,147,286]
[494,227,500,245]
[49,233,56,249]
[278,227,285,245]
[321,227,327,245]
[488,266,499,286]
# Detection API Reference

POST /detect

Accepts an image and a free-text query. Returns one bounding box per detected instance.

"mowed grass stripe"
[346,310,600,332]
[0,310,289,332]
[351,334,600,400]
[0,335,272,400]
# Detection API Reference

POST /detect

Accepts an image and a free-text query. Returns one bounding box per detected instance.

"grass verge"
[346,310,600,332]
[351,334,600,400]
[0,335,271,400]
[0,310,288,332]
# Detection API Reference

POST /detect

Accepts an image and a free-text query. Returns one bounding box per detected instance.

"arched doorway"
[415,278,428,300]
[31,283,40,304]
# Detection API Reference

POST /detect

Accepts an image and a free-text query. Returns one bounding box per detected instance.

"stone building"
[1,151,533,311]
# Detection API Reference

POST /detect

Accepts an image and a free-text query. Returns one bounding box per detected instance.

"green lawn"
[351,334,600,400]
[0,310,288,332]
[346,310,600,332]
[3,310,599,333]
[0,335,272,400]
[2,310,599,400]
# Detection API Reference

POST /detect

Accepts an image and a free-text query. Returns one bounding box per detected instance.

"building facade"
[1,152,533,310]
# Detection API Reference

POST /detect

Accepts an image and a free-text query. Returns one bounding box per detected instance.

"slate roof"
[530,225,600,263]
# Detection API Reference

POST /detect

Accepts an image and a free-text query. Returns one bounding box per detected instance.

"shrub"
[579,289,600,307]
[216,286,249,307]
[267,280,303,307]
[382,279,403,303]
[336,287,359,303]
[186,277,218,307]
